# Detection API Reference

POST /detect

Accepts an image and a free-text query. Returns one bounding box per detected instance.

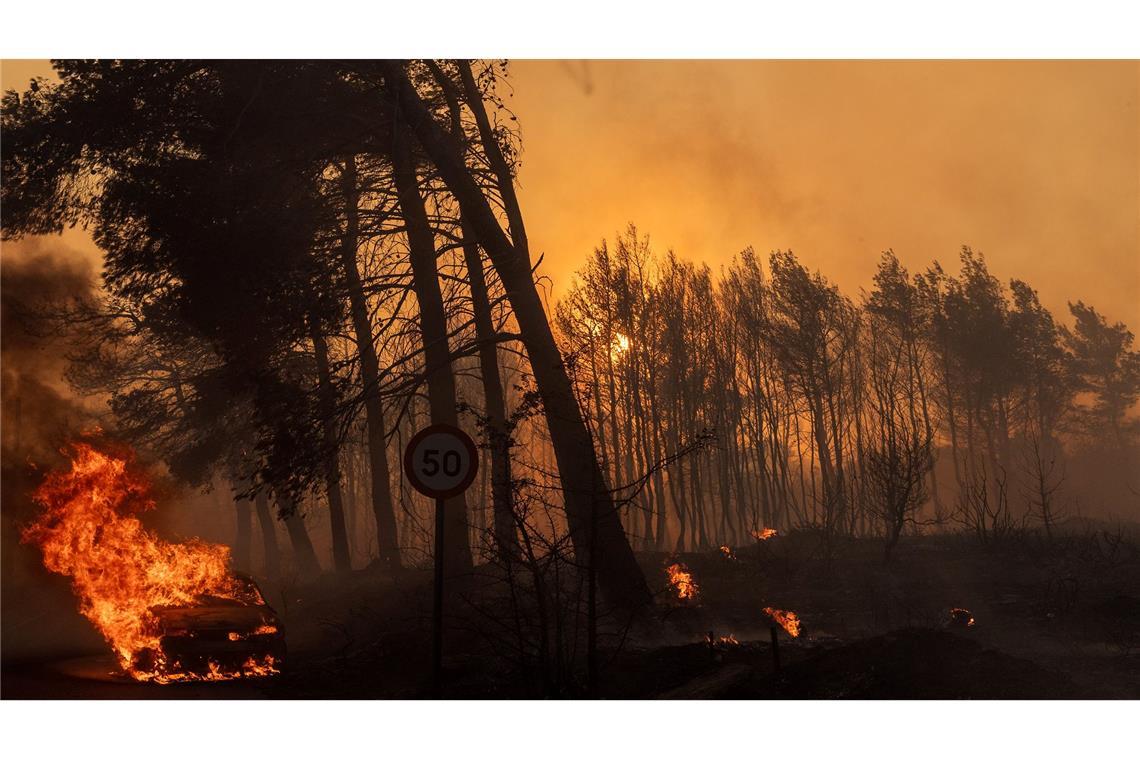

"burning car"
[141,574,285,681]
[22,444,285,683]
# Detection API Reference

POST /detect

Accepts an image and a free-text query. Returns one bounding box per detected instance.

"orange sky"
[4,59,1138,326]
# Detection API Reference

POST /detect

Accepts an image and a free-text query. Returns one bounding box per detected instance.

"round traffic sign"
[403,423,479,499]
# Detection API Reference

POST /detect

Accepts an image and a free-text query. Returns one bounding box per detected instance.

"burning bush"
[664,561,700,601]
[763,607,802,637]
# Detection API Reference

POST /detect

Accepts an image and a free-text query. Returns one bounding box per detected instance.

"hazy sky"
[508,60,1139,326]
[3,59,1138,326]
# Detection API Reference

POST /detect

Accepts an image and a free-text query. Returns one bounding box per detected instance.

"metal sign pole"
[432,495,445,697]
[402,423,478,698]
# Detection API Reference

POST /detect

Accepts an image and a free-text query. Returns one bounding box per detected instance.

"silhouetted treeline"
[556,227,1140,556]
[3,60,1137,602]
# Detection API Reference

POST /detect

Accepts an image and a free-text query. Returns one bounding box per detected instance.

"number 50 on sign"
[402,423,479,499]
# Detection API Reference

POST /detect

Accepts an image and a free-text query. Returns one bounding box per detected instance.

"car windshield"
[192,576,265,608]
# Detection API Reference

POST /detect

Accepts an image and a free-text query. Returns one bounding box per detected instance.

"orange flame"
[719,545,737,560]
[21,443,276,682]
[750,528,778,541]
[763,607,801,637]
[228,624,279,642]
[664,561,699,601]
[704,632,739,647]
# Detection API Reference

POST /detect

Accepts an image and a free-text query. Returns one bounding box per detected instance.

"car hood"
[152,605,279,633]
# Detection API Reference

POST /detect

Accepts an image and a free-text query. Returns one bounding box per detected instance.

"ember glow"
[750,528,778,541]
[763,607,801,638]
[949,608,977,627]
[21,443,279,683]
[664,561,699,601]
[719,545,737,560]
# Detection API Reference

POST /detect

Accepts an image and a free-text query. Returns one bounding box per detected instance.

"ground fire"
[751,528,778,541]
[664,561,700,600]
[21,442,282,683]
[763,607,802,638]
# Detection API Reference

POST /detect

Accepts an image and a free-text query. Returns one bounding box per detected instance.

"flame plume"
[750,528,778,541]
[664,561,699,601]
[763,607,801,637]
[21,443,274,682]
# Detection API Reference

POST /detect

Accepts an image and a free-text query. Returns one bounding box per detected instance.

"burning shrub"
[763,607,802,637]
[664,561,700,601]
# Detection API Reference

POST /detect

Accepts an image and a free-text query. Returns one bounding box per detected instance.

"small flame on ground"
[949,608,976,627]
[750,528,778,541]
[704,632,740,647]
[719,545,737,561]
[664,561,699,601]
[763,607,802,637]
[21,443,278,683]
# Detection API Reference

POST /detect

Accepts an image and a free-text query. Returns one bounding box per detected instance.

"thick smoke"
[1,238,106,657]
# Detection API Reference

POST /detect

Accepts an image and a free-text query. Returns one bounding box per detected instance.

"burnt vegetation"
[2,60,1138,699]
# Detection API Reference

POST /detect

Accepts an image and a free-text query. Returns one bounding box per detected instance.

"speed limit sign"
[404,423,478,695]
[403,423,479,499]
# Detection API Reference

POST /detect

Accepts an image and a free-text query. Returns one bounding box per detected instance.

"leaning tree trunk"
[390,128,473,576]
[310,317,352,572]
[254,491,281,581]
[461,221,519,560]
[338,158,402,569]
[423,61,518,562]
[381,61,650,609]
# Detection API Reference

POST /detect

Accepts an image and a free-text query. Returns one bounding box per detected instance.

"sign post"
[402,423,478,696]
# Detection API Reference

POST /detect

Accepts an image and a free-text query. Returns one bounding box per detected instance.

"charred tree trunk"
[282,499,321,579]
[338,158,402,569]
[310,318,352,573]
[254,491,280,581]
[461,223,518,560]
[383,61,651,609]
[390,126,473,577]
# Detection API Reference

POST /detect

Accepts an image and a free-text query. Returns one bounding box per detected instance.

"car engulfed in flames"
[22,441,284,683]
[140,575,285,682]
